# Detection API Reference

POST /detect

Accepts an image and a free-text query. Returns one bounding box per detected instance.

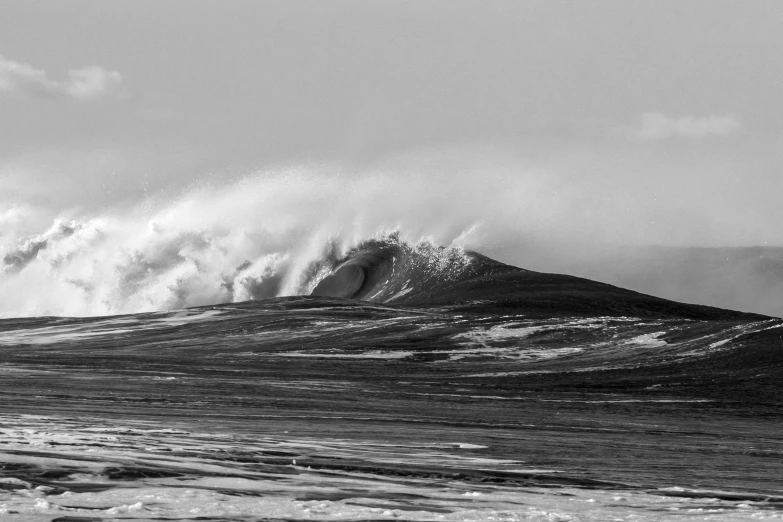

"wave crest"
[311,235,475,303]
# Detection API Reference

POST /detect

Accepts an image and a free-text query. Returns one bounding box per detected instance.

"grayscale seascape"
[1,2,782,521]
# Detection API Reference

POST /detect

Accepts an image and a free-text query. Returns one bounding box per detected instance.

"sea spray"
[0,167,506,317]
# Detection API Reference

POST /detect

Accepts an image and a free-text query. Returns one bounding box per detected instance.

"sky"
[1,1,783,316]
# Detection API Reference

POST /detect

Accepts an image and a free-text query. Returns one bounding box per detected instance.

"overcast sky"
[2,0,782,246]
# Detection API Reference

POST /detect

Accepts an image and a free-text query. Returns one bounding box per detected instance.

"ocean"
[0,235,781,521]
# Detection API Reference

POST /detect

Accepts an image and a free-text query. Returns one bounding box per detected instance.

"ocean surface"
[1,237,782,521]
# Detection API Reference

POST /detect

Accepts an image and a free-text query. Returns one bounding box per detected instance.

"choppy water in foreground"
[0,294,782,521]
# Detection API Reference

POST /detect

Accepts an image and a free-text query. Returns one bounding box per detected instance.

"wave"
[0,218,487,317]
[10,220,768,324]
[0,167,503,317]
[1,166,776,320]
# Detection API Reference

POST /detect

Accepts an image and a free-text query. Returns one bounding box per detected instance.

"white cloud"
[0,54,127,101]
[624,112,741,140]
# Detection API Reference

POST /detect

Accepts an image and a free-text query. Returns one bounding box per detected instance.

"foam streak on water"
[1,414,780,521]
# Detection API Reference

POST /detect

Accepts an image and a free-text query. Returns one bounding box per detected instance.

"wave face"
[310,237,476,302]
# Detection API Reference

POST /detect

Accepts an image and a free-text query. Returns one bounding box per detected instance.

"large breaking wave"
[1,167,531,317]
[3,164,779,319]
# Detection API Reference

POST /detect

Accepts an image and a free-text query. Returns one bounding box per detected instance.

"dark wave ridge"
[311,237,769,320]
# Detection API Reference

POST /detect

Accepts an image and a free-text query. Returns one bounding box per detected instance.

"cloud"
[0,54,127,101]
[623,112,741,140]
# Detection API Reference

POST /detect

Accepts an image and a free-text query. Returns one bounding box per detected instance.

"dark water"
[1,241,782,520]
